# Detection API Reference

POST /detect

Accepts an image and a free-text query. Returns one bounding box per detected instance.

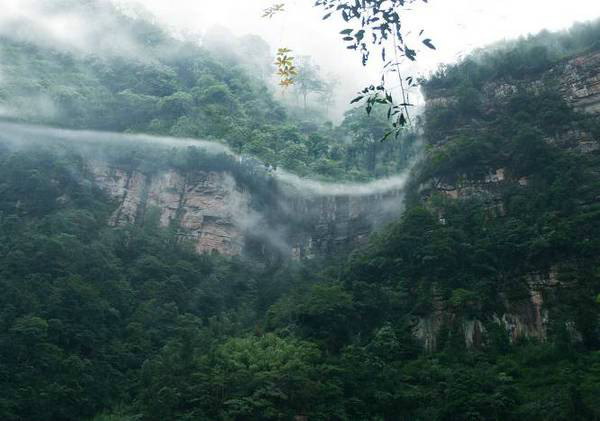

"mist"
[132,0,600,111]
[275,168,412,197]
[0,121,231,155]
[0,0,170,59]
[0,120,412,258]
[1,0,596,230]
[3,0,599,122]
[0,121,413,198]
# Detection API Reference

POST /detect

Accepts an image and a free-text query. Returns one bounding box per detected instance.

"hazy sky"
[134,0,600,76]
[121,0,600,112]
[3,0,600,118]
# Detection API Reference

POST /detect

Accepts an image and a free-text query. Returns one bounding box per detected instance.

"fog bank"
[0,121,415,198]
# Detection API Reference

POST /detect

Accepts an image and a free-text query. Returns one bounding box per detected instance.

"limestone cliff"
[286,190,404,259]
[483,49,600,113]
[89,160,405,258]
[413,48,600,350]
[413,271,557,351]
[91,161,250,256]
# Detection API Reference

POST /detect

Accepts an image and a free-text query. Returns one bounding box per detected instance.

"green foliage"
[1,9,600,421]
[315,0,433,132]
[0,147,313,421]
[0,3,416,182]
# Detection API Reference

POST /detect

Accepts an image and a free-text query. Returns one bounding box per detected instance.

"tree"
[341,105,390,174]
[318,74,340,118]
[293,56,324,113]
[207,334,325,421]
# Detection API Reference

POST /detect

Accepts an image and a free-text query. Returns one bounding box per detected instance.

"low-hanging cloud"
[275,169,412,197]
[0,121,415,198]
[0,121,414,256]
[0,0,168,59]
[0,121,232,154]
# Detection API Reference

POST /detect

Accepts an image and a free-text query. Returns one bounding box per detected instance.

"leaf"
[399,113,407,125]
[275,47,298,88]
[340,29,353,35]
[262,3,286,19]
[381,130,393,142]
[350,95,364,104]
[422,38,436,50]
[322,12,332,19]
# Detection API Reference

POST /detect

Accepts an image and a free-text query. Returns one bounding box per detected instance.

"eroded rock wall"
[287,191,404,259]
[415,50,600,350]
[89,160,405,258]
[411,270,558,351]
[546,50,600,113]
[90,161,250,256]
[478,50,600,113]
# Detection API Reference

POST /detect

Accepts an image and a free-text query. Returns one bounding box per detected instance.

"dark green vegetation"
[1,6,600,421]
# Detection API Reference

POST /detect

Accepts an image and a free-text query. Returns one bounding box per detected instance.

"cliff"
[88,160,406,258]
[484,49,600,113]
[412,47,600,350]
[91,161,250,255]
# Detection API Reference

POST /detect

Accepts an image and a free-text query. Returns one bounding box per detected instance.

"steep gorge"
[2,5,600,419]
[3,47,598,351]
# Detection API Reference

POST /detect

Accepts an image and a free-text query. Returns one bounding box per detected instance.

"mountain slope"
[0,0,418,181]
[0,11,600,421]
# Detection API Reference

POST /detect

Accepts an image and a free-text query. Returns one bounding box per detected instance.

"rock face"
[551,50,600,113]
[91,161,250,256]
[89,160,405,258]
[411,271,557,352]
[286,191,404,259]
[482,49,600,114]
[416,49,600,350]
[426,49,600,148]
[89,157,564,350]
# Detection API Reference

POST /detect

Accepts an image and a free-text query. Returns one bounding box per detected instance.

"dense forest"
[0,0,417,180]
[1,2,600,421]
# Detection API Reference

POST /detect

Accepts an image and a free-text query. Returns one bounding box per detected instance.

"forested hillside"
[1,4,600,421]
[0,0,417,180]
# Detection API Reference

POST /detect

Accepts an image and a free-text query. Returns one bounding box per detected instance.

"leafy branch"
[262,3,286,18]
[315,0,435,137]
[275,48,298,87]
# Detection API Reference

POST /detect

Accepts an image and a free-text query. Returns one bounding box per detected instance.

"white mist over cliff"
[0,121,415,198]
[0,121,413,257]
[0,122,231,155]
